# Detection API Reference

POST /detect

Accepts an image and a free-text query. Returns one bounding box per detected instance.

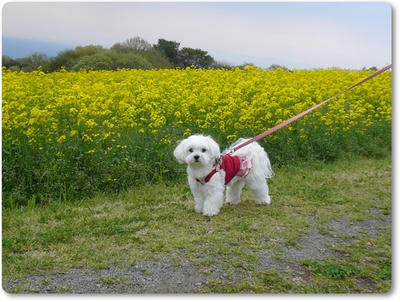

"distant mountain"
[2,36,74,59]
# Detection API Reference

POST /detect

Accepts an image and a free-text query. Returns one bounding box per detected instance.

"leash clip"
[222,148,234,156]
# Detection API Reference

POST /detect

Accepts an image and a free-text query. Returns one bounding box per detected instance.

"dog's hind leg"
[226,179,245,205]
[246,178,271,205]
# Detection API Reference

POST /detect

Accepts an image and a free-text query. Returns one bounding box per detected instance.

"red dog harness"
[196,154,251,185]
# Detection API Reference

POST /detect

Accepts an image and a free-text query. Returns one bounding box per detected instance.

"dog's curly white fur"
[174,134,273,216]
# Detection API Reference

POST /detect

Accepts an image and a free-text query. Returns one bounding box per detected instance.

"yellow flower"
[82,134,92,142]
[57,135,67,144]
[1,67,391,165]
[227,134,237,141]
[85,119,98,129]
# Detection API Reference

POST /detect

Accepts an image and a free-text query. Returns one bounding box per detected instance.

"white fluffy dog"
[174,134,274,216]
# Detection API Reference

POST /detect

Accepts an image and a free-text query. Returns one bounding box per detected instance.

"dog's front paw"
[202,204,221,216]
[226,198,240,206]
[195,203,203,213]
[202,209,220,216]
[256,195,271,205]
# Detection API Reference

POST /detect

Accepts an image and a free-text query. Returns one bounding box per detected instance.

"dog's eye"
[202,148,206,153]
[188,148,193,153]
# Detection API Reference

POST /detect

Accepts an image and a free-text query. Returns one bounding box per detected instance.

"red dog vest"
[196,154,251,185]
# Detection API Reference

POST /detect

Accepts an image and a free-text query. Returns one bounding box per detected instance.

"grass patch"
[2,155,391,293]
[98,276,129,286]
[301,260,361,280]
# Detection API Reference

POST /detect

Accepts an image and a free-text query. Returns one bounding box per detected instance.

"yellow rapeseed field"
[2,67,392,204]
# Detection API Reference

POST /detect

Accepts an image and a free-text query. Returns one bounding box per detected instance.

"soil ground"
[4,208,390,293]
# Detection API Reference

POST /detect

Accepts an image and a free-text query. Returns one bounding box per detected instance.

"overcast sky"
[2,1,392,69]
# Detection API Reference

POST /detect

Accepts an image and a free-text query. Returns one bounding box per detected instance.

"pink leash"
[229,64,392,154]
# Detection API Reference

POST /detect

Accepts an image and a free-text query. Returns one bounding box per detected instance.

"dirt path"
[4,208,391,293]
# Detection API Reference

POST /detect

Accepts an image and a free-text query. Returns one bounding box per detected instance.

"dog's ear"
[205,136,220,160]
[173,138,188,164]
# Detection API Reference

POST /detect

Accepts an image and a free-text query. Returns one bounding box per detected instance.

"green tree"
[267,64,289,71]
[3,53,50,71]
[48,45,105,71]
[111,37,153,53]
[2,55,18,69]
[178,47,215,68]
[72,53,114,71]
[153,39,180,65]
[123,36,153,51]
[110,43,132,54]
[108,51,153,69]
[30,53,50,71]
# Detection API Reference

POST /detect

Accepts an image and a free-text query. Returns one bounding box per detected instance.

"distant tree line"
[3,36,380,73]
[2,36,233,72]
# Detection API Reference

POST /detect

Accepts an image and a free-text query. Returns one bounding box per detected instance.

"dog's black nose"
[194,155,200,161]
